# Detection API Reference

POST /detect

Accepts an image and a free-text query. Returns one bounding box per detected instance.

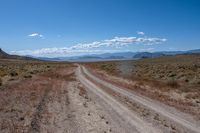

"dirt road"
[2,65,148,133]
[77,65,200,133]
[77,66,161,133]
[1,64,199,133]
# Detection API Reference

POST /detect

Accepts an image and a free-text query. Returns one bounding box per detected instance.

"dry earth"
[0,61,133,133]
[79,65,200,133]
[84,55,200,119]
[1,58,200,133]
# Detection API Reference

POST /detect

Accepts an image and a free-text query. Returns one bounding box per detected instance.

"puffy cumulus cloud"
[12,35,167,57]
[137,31,145,35]
[28,33,44,38]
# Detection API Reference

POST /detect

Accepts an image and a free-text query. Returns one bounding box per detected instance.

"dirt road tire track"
[79,65,200,133]
[28,87,51,133]
[77,65,161,133]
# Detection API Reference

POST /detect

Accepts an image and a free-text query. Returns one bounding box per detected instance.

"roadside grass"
[84,55,200,94]
[82,55,200,118]
[0,59,74,86]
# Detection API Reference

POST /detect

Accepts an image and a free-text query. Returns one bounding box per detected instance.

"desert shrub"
[169,73,176,77]
[9,78,15,81]
[29,71,34,74]
[10,71,18,77]
[0,78,2,86]
[185,93,199,99]
[166,80,179,88]
[24,75,32,78]
[185,79,189,82]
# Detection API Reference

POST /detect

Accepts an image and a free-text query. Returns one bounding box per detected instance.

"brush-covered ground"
[0,59,74,132]
[1,57,200,132]
[0,59,120,133]
[84,54,200,119]
[0,59,71,87]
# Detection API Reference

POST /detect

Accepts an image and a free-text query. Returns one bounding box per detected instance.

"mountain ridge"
[1,48,200,61]
[37,49,200,61]
[0,48,38,60]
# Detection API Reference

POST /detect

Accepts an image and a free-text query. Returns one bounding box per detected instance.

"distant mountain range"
[133,52,165,59]
[1,48,200,61]
[37,49,200,61]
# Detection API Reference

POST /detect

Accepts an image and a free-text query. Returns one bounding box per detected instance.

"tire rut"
[80,65,200,133]
[28,87,50,133]
[77,65,161,133]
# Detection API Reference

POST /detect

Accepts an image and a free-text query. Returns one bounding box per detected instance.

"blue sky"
[0,0,200,57]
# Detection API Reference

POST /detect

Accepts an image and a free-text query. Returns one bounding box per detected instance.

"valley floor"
[0,64,200,133]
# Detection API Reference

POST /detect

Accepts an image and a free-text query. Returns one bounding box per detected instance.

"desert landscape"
[1,0,200,132]
[0,49,200,133]
[84,55,200,118]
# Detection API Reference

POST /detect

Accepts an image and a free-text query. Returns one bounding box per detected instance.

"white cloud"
[70,36,166,49]
[137,31,145,35]
[136,37,167,45]
[12,35,167,57]
[10,48,122,57]
[28,33,44,38]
